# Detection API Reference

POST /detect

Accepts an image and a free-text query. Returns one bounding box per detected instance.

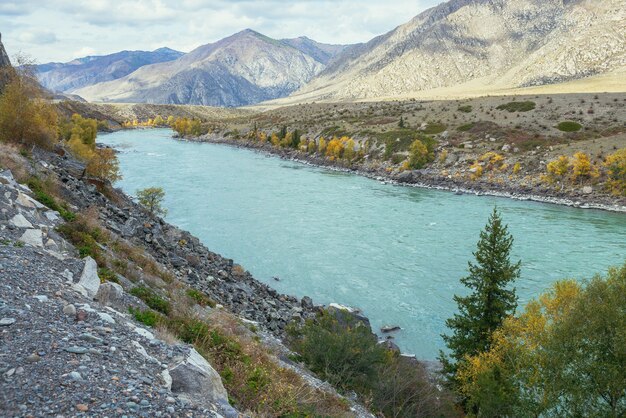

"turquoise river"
[100,128,626,360]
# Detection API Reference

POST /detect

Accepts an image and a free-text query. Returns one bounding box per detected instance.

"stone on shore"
[77,257,100,299]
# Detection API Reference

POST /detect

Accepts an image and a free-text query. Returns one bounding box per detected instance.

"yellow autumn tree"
[458,280,581,417]
[317,137,327,155]
[479,152,505,171]
[86,148,121,182]
[325,138,344,160]
[153,115,165,126]
[343,138,357,160]
[0,56,58,149]
[604,148,626,196]
[544,155,570,183]
[570,151,598,184]
[270,133,280,147]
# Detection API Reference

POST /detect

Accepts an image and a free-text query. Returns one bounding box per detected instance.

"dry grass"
[168,310,353,417]
[0,142,31,182]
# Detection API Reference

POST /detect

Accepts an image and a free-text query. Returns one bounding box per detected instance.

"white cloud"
[18,31,58,45]
[0,0,443,62]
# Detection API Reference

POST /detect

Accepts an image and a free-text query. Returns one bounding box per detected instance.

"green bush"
[458,105,473,113]
[556,121,583,132]
[422,122,447,135]
[288,310,387,392]
[186,288,216,308]
[129,307,163,327]
[98,267,119,284]
[27,177,76,221]
[129,286,171,315]
[496,101,536,112]
[57,216,106,265]
[457,122,475,132]
[288,309,457,416]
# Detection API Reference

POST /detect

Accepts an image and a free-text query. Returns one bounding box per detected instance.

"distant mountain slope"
[280,36,348,65]
[74,30,344,107]
[0,33,10,68]
[0,33,12,91]
[291,0,626,101]
[36,48,183,93]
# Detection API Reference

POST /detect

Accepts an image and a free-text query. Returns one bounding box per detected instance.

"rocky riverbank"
[0,147,380,417]
[187,133,626,214]
[0,170,237,417]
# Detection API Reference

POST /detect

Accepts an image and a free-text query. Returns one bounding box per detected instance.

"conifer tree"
[440,207,520,388]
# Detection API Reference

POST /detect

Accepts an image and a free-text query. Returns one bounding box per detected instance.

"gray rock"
[63,304,77,316]
[78,257,100,298]
[95,282,126,310]
[0,317,16,326]
[18,229,44,247]
[169,348,230,410]
[10,214,33,228]
[64,346,89,354]
[69,371,83,381]
[301,296,314,309]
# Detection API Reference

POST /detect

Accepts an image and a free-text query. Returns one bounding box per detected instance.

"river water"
[99,128,626,359]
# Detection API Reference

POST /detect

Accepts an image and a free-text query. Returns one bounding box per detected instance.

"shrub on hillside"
[288,309,458,416]
[496,101,536,112]
[604,148,626,196]
[556,121,583,132]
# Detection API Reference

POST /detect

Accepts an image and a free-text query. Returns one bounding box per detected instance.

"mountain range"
[35,0,626,107]
[35,48,183,93]
[291,0,626,101]
[59,31,346,107]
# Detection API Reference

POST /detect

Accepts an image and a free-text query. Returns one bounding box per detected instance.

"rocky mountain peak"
[0,32,11,68]
[291,0,625,101]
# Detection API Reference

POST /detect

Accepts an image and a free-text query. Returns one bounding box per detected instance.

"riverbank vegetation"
[288,309,458,417]
[142,93,625,205]
[439,209,626,417]
[0,59,121,185]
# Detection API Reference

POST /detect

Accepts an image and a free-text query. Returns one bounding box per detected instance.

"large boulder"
[77,257,100,298]
[168,347,235,415]
[95,281,126,310]
[327,303,372,330]
[18,229,43,247]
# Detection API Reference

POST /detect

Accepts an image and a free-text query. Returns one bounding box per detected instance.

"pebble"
[25,353,41,363]
[33,295,48,302]
[79,333,103,345]
[166,397,176,404]
[69,371,83,381]
[63,304,76,316]
[64,346,88,354]
[0,317,16,326]
[76,403,89,412]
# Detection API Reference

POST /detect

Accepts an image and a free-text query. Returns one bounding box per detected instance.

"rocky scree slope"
[293,0,626,101]
[74,30,334,107]
[43,148,319,333]
[35,48,183,94]
[0,170,238,417]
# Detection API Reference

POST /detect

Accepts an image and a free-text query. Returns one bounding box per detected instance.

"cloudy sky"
[0,0,442,63]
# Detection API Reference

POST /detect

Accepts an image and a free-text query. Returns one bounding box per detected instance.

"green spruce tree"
[440,207,520,388]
